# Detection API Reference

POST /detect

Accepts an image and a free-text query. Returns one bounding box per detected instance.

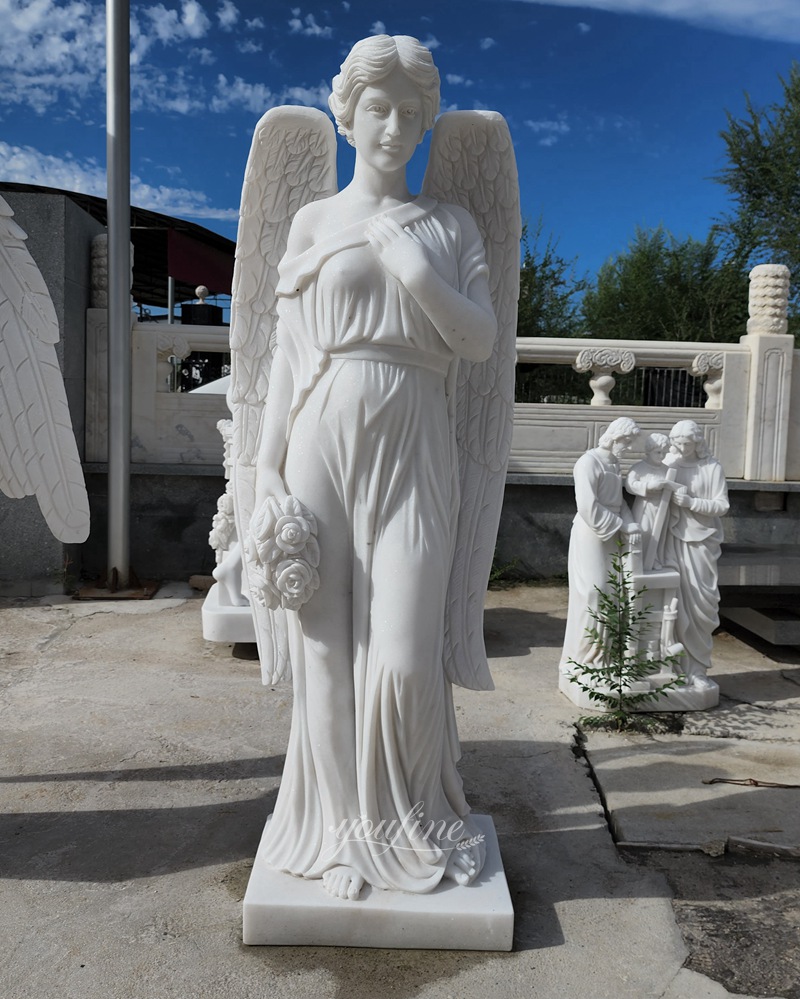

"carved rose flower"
[274,558,320,611]
[245,494,321,610]
[275,514,312,555]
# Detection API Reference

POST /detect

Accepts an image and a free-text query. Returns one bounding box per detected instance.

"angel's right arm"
[254,342,293,510]
[253,209,317,510]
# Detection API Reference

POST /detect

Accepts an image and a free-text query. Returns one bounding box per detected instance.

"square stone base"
[201,583,255,643]
[242,814,513,950]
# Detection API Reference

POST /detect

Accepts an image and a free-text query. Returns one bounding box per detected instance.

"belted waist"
[327,343,451,376]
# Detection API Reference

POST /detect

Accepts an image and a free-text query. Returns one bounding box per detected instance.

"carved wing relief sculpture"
[0,195,90,545]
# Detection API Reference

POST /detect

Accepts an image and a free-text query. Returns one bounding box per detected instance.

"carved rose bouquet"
[246,495,320,611]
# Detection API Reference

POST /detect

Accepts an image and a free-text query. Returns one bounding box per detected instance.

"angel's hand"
[365,215,431,289]
[256,468,289,511]
[673,488,693,508]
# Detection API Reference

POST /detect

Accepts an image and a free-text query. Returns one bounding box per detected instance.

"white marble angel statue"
[0,195,90,545]
[228,34,519,902]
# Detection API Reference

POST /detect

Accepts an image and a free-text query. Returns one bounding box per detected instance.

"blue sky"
[1,0,799,282]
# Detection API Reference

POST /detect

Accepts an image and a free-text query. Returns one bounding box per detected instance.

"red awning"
[167,228,234,295]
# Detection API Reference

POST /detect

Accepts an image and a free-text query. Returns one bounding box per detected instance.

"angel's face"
[351,66,424,172]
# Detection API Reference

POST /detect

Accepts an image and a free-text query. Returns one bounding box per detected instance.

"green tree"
[517,218,588,338]
[581,227,749,343]
[715,63,800,333]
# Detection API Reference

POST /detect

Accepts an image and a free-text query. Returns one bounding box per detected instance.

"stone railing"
[85,312,230,464]
[510,265,798,482]
[85,265,798,482]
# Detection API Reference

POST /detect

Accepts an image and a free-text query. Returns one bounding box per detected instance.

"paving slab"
[580,623,800,859]
[0,585,785,999]
[582,731,800,853]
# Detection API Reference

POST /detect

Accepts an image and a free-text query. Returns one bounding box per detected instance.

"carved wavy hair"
[669,419,711,459]
[329,34,440,147]
[598,417,640,450]
[644,432,670,455]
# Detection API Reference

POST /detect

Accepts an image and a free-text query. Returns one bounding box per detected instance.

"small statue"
[559,418,641,675]
[625,432,680,569]
[0,195,90,544]
[229,35,519,903]
[661,420,729,691]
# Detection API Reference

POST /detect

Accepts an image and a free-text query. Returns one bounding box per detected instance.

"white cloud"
[511,0,800,44]
[479,37,496,50]
[145,1,211,45]
[0,0,328,119]
[216,0,239,31]
[0,0,229,116]
[370,20,387,34]
[288,11,333,38]
[0,141,237,220]
[210,74,330,114]
[245,16,265,29]
[525,117,571,146]
[421,34,441,50]
[211,74,276,114]
[0,0,105,111]
[446,74,473,86]
[189,47,216,65]
[577,21,591,32]
[237,39,262,53]
[284,82,332,106]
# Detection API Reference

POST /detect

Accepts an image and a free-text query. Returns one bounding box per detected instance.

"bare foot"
[444,835,486,887]
[322,866,365,901]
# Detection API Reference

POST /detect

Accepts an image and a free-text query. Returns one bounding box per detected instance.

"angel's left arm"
[366,207,496,362]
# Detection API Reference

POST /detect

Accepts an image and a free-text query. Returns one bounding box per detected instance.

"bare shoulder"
[286,196,338,254]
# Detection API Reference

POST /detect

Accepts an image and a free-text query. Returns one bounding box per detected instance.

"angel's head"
[329,35,440,148]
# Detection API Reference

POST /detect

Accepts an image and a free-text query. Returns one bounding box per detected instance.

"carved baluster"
[573,348,635,405]
[157,333,191,392]
[691,351,724,409]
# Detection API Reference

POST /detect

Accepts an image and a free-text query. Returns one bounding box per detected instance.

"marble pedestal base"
[201,583,255,643]
[242,814,513,950]
[559,671,720,712]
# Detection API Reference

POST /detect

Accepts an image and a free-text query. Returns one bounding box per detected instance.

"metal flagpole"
[106,0,131,589]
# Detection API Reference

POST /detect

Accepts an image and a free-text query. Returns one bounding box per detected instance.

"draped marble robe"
[560,448,637,674]
[260,196,491,893]
[661,454,729,683]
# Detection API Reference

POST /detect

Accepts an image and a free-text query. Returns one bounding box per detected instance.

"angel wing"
[422,111,520,691]
[0,196,90,544]
[229,105,337,683]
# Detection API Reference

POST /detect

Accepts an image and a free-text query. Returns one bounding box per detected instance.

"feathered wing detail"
[423,112,520,691]
[228,106,337,684]
[0,196,90,544]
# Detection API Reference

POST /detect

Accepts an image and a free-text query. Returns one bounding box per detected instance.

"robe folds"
[560,449,636,674]
[662,455,729,680]
[261,197,490,893]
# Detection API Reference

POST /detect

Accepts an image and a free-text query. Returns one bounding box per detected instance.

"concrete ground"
[1,583,795,999]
